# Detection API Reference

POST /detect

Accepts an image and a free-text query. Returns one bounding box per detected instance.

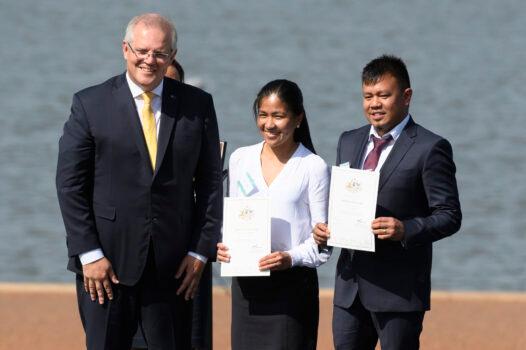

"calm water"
[0,0,525,291]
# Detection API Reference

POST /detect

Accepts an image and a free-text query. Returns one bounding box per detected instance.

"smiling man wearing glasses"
[56,13,222,349]
[123,16,174,91]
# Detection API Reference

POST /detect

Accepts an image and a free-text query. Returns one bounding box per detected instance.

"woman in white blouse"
[217,79,330,349]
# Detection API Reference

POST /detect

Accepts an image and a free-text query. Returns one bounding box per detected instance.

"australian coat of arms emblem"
[345,178,361,193]
[238,206,254,220]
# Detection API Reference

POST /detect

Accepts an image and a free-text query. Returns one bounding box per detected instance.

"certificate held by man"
[327,166,379,252]
[221,197,271,277]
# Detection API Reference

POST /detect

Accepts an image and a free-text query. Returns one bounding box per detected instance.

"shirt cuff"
[188,251,208,263]
[287,249,299,267]
[79,249,104,265]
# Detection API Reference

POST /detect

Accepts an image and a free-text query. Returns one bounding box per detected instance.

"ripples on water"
[0,0,524,291]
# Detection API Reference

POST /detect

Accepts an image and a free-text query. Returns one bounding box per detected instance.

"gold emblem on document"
[238,206,254,221]
[345,178,361,193]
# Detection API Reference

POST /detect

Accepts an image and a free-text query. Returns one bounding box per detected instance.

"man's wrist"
[79,249,104,265]
[188,251,208,264]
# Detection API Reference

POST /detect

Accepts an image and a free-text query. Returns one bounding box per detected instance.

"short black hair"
[362,55,411,91]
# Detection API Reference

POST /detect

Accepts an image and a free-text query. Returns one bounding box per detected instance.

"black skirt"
[231,267,319,350]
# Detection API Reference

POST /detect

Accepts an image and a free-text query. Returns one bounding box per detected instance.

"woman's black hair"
[252,79,316,154]
[171,59,185,82]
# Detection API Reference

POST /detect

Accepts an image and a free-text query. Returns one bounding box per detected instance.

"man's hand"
[313,223,330,247]
[217,242,230,263]
[175,255,206,300]
[82,257,119,305]
[372,217,405,241]
[259,252,292,271]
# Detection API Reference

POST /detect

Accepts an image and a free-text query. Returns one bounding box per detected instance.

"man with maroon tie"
[314,55,462,350]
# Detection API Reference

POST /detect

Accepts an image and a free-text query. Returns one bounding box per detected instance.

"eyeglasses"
[127,42,172,62]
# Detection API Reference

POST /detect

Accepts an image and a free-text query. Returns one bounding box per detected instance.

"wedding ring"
[383,228,387,233]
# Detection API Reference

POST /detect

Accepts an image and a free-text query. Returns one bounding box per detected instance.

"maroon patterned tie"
[363,135,393,171]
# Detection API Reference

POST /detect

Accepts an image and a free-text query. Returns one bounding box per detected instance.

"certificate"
[327,166,379,252]
[221,197,271,277]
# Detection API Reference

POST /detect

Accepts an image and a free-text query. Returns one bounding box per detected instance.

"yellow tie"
[141,92,157,170]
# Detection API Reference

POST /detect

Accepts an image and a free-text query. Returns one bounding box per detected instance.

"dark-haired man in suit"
[56,13,222,349]
[314,55,461,350]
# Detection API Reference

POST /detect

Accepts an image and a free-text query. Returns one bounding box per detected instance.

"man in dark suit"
[56,13,222,349]
[314,55,461,349]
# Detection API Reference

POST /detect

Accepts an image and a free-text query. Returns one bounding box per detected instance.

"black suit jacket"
[333,117,461,312]
[56,73,223,285]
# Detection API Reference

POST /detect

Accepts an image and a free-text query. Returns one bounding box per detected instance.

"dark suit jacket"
[56,73,223,286]
[333,117,461,312]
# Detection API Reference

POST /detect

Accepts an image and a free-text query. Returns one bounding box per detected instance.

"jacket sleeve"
[56,94,100,258]
[191,94,223,259]
[402,138,462,248]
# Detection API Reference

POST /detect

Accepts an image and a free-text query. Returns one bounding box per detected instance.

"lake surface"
[0,0,525,290]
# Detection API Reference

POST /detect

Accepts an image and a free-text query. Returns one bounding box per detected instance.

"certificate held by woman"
[221,197,271,277]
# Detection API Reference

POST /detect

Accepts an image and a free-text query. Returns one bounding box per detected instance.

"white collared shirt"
[79,75,207,265]
[359,115,411,171]
[228,142,331,267]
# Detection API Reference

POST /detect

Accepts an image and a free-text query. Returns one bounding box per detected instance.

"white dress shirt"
[228,142,331,267]
[359,115,411,171]
[79,75,206,265]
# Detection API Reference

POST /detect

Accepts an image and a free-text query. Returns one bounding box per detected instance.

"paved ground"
[1,283,525,349]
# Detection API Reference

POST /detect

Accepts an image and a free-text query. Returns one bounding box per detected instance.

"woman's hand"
[259,251,292,271]
[217,242,231,263]
[312,223,330,247]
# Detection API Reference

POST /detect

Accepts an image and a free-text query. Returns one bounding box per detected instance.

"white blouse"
[228,142,331,267]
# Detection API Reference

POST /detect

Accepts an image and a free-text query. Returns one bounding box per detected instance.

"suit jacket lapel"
[154,79,179,178]
[378,117,417,190]
[112,74,153,175]
[350,128,370,169]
